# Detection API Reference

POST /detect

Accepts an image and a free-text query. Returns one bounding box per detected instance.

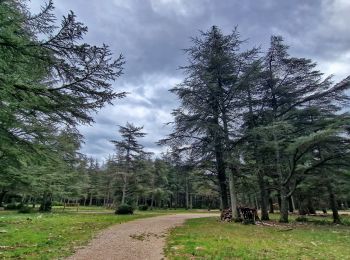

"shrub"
[39,201,52,212]
[115,204,134,215]
[295,216,308,222]
[138,205,149,211]
[4,203,22,210]
[52,201,64,206]
[18,206,34,214]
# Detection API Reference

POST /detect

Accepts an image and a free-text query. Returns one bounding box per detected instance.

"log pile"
[239,207,259,224]
[220,207,259,224]
[220,208,233,222]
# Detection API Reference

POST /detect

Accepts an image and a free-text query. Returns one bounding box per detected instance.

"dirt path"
[66,213,217,260]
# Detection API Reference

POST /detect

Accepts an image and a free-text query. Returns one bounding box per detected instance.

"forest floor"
[166,213,350,259]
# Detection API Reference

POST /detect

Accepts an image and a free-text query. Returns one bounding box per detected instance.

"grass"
[165,214,350,260]
[0,212,151,259]
[0,207,212,259]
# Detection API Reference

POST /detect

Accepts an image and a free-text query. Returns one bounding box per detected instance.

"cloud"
[28,0,350,160]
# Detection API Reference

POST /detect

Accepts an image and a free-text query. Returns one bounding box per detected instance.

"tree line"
[0,1,218,212]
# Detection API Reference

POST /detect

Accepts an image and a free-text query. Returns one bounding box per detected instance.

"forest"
[1,1,350,259]
[1,0,350,221]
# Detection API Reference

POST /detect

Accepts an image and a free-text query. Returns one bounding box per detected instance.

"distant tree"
[111,123,147,204]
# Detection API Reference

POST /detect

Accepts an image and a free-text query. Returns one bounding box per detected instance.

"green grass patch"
[166,215,350,259]
[0,210,159,259]
[0,207,213,259]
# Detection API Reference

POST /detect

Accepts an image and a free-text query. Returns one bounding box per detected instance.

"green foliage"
[52,201,64,206]
[115,204,134,215]
[18,205,34,214]
[138,205,149,211]
[39,200,52,212]
[4,203,22,210]
[295,216,309,222]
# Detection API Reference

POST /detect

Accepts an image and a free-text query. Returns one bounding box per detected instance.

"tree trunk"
[185,175,189,209]
[344,201,349,210]
[272,120,289,223]
[327,183,341,224]
[0,190,8,207]
[39,191,52,212]
[288,196,294,213]
[257,173,269,220]
[279,186,289,223]
[212,109,229,210]
[291,196,296,212]
[121,173,127,204]
[228,167,238,219]
[277,193,281,209]
[150,194,154,209]
[89,192,93,206]
[269,197,274,213]
[215,149,229,209]
[307,197,316,214]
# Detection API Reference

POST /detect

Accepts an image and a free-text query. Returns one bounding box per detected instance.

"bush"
[39,201,52,212]
[18,206,34,214]
[52,201,64,206]
[115,204,134,215]
[138,205,149,211]
[4,203,22,210]
[295,216,308,222]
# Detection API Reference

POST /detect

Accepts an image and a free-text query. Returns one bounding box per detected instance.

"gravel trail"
[66,213,217,260]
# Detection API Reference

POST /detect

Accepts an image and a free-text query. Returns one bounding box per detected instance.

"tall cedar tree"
[165,26,257,210]
[255,36,350,222]
[0,0,125,165]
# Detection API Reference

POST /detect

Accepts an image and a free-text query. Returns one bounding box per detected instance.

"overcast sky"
[29,0,350,161]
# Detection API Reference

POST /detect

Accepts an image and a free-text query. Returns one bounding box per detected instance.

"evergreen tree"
[165,26,258,211]
[111,123,147,204]
[0,0,125,167]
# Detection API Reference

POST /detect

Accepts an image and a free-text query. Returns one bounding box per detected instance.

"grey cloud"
[29,0,350,160]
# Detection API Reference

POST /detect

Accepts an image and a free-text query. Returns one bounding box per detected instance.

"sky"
[28,0,350,161]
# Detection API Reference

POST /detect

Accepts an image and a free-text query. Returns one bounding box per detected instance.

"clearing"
[66,213,217,260]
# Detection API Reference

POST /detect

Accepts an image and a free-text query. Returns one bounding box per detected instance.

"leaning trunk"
[288,196,294,213]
